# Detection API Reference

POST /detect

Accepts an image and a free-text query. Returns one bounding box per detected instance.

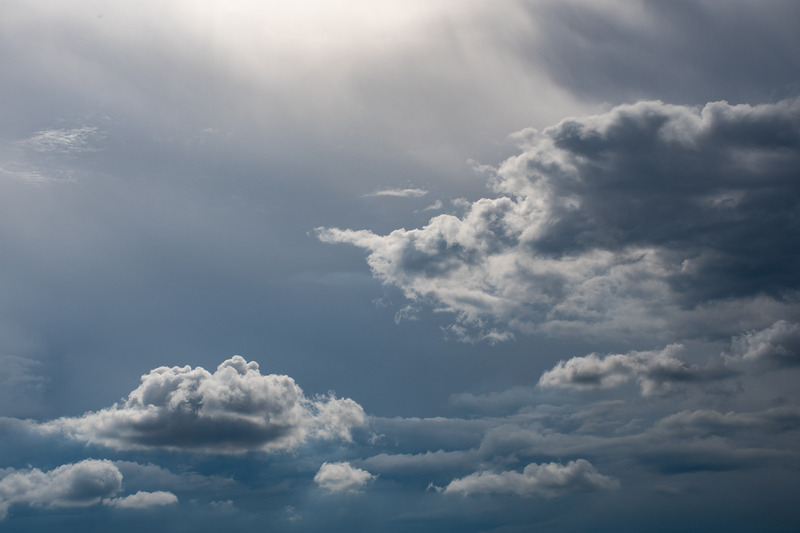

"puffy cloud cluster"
[314,462,375,493]
[318,99,800,341]
[45,356,366,453]
[538,344,728,396]
[0,460,175,520]
[444,459,619,497]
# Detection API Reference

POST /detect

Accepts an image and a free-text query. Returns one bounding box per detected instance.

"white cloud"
[363,188,428,198]
[444,459,619,497]
[421,200,443,211]
[0,460,121,520]
[42,356,366,453]
[318,99,800,342]
[104,490,178,509]
[314,462,375,493]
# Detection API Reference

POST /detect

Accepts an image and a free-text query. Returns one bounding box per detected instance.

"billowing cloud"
[538,344,730,396]
[318,99,800,341]
[104,490,178,509]
[0,460,121,520]
[444,459,619,497]
[725,320,800,368]
[314,462,375,493]
[43,356,366,453]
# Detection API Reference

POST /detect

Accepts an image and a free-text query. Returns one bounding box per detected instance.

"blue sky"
[1,1,799,531]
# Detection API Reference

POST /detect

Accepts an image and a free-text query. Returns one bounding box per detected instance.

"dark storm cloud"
[319,98,800,341]
[532,0,800,104]
[42,356,366,453]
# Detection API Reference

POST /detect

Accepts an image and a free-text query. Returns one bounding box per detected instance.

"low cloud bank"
[444,459,619,497]
[0,460,176,520]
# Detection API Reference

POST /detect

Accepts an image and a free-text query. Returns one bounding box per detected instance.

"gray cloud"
[360,449,479,477]
[314,462,376,493]
[533,0,800,105]
[725,320,800,369]
[42,356,366,453]
[0,459,121,520]
[318,99,800,341]
[652,406,800,440]
[444,459,619,497]
[0,355,48,417]
[538,344,731,396]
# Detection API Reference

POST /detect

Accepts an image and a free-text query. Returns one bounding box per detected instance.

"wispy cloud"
[15,127,104,155]
[362,188,428,198]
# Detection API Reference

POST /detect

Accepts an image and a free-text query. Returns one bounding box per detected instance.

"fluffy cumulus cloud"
[538,344,730,396]
[318,99,800,341]
[314,462,376,493]
[444,459,619,498]
[43,356,366,453]
[0,460,121,520]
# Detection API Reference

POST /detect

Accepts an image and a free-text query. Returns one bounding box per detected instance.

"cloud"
[362,188,428,198]
[360,449,478,476]
[652,406,800,440]
[725,320,800,368]
[314,462,375,493]
[0,355,48,417]
[0,460,121,520]
[318,99,800,341]
[15,127,105,155]
[538,344,731,396]
[104,490,178,509]
[444,459,619,498]
[534,0,800,104]
[43,356,366,453]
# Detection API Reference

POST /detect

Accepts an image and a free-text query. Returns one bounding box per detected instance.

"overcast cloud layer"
[1,0,799,531]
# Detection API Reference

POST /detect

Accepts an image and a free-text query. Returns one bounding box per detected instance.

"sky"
[1,0,799,531]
